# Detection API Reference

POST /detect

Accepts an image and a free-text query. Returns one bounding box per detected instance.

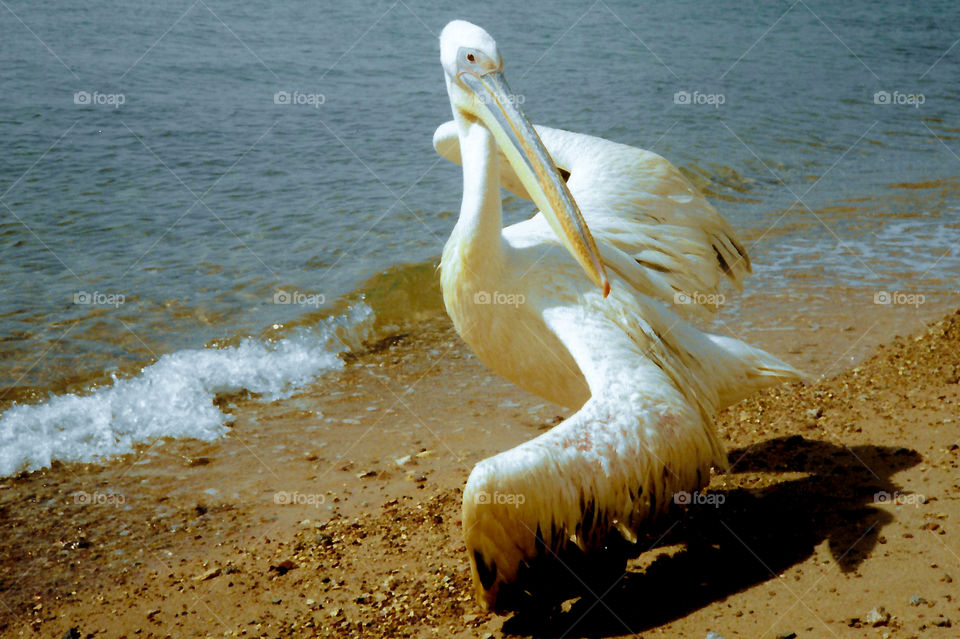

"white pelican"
[436,20,803,611]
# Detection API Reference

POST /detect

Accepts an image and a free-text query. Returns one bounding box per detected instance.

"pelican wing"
[434,121,750,316]
[461,299,726,610]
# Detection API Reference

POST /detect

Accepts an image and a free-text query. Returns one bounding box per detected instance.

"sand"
[1,308,958,638]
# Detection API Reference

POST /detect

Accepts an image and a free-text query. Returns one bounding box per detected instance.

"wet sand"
[1,302,959,638]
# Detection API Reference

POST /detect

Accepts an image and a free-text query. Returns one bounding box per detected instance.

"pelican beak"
[459,69,610,297]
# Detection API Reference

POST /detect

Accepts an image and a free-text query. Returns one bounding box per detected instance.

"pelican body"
[436,21,803,611]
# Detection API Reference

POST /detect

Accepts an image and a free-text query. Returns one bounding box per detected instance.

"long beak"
[460,70,610,297]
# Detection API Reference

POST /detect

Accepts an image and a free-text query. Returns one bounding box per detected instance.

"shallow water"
[1,1,959,474]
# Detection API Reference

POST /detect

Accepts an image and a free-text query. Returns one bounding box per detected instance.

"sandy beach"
[1,301,958,638]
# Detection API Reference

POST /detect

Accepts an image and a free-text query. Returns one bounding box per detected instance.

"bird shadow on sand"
[501,435,922,638]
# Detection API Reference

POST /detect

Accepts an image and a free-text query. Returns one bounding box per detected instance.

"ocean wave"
[0,303,373,477]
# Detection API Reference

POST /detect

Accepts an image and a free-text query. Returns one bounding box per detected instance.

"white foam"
[754,212,960,287]
[0,303,373,477]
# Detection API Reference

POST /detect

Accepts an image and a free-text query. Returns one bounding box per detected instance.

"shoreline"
[4,171,960,406]
[1,308,959,637]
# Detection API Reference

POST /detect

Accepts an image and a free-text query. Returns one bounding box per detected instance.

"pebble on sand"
[863,607,890,627]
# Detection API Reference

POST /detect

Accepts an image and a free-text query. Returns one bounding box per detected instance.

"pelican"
[436,20,803,611]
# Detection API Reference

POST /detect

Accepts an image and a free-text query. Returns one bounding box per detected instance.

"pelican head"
[439,20,610,297]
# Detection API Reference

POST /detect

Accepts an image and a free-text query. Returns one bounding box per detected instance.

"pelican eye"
[467,53,476,62]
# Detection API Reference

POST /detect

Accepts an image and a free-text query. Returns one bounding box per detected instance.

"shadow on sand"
[501,435,922,637]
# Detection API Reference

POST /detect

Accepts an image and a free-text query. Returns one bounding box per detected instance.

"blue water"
[1,1,959,471]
